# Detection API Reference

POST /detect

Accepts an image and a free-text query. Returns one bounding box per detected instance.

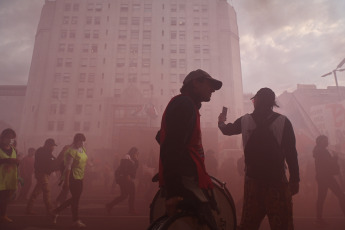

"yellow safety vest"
[0,147,18,191]
[65,147,88,180]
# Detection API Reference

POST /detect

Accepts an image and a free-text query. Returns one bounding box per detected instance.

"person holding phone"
[218,88,300,230]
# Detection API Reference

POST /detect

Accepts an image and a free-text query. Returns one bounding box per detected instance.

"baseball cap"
[251,88,278,107]
[183,69,222,90]
[44,138,57,147]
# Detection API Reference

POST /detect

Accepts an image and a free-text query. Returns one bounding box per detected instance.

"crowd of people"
[1,69,345,230]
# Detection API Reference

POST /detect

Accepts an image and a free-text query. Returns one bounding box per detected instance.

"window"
[143,17,152,26]
[130,44,138,55]
[193,17,200,26]
[73,4,79,11]
[119,30,127,39]
[57,121,64,131]
[47,121,55,131]
[120,4,129,12]
[131,17,140,26]
[88,73,95,83]
[171,17,177,26]
[91,44,98,53]
[114,89,121,98]
[142,58,150,68]
[129,73,137,83]
[57,58,63,67]
[171,4,177,12]
[71,16,78,25]
[65,58,72,67]
[64,3,71,11]
[119,17,128,25]
[61,88,69,98]
[58,44,65,52]
[193,5,200,13]
[63,16,69,25]
[67,44,74,52]
[59,104,66,115]
[179,45,186,54]
[86,89,93,98]
[87,3,93,11]
[116,58,125,68]
[170,45,177,54]
[60,30,67,39]
[170,31,177,39]
[84,30,91,39]
[52,88,59,98]
[95,3,102,12]
[50,104,57,115]
[86,16,92,25]
[179,4,186,11]
[194,45,201,54]
[93,30,99,39]
[79,73,86,83]
[203,45,210,54]
[77,88,84,97]
[84,105,92,115]
[144,4,152,12]
[193,31,200,40]
[131,30,139,39]
[74,122,81,131]
[94,17,101,25]
[63,73,71,82]
[142,44,151,54]
[179,59,186,68]
[201,5,208,13]
[143,30,151,39]
[117,44,126,53]
[54,73,61,82]
[202,18,209,27]
[179,17,186,26]
[170,59,177,68]
[82,44,89,53]
[69,30,76,38]
[80,58,88,67]
[89,58,97,67]
[115,73,125,83]
[179,31,186,40]
[129,59,137,67]
[202,31,209,41]
[141,74,149,82]
[132,3,140,11]
[170,74,177,83]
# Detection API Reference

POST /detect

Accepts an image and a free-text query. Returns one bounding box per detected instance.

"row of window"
[54,73,96,84]
[47,120,93,132]
[51,87,95,99]
[64,3,103,12]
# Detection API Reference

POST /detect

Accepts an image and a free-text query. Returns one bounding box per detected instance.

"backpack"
[244,113,285,182]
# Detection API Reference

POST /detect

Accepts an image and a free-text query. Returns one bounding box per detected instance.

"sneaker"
[72,220,86,228]
[0,216,13,223]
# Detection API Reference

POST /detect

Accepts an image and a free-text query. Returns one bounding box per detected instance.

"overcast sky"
[0,0,344,94]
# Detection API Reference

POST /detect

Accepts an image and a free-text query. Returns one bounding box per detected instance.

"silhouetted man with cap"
[156,69,222,229]
[218,87,300,230]
[26,138,58,216]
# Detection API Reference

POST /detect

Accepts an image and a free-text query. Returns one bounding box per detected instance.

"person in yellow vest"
[52,133,87,228]
[0,128,19,223]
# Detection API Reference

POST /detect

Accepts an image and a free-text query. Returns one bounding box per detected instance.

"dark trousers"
[0,190,12,217]
[108,179,135,212]
[55,177,83,221]
[56,186,69,204]
[316,177,345,219]
[18,175,33,200]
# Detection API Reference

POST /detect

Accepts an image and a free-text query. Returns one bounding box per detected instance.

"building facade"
[20,0,244,154]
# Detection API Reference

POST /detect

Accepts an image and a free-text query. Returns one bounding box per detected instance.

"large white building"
[20,0,243,154]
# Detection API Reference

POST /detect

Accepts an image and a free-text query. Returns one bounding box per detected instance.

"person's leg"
[70,177,83,222]
[128,180,136,213]
[26,175,43,213]
[266,183,293,230]
[0,190,11,217]
[56,186,69,205]
[316,181,328,220]
[107,181,129,209]
[327,177,345,216]
[238,178,266,230]
[18,176,31,201]
[41,174,53,214]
